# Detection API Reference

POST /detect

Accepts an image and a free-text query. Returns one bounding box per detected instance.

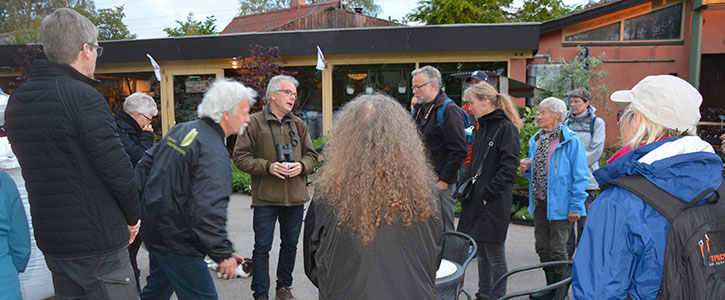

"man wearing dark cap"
[466,70,489,86]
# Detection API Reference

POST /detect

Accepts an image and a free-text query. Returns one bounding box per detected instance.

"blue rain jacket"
[572,136,723,299]
[523,124,589,220]
[0,170,30,300]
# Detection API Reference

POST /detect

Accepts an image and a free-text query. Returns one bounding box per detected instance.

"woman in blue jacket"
[0,170,31,300]
[572,75,722,299]
[520,97,589,300]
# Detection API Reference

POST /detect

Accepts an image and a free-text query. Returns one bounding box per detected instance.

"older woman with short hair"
[520,97,589,300]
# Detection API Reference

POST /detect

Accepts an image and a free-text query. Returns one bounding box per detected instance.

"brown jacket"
[233,107,318,206]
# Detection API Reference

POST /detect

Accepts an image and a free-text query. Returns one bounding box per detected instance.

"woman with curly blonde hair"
[303,94,444,300]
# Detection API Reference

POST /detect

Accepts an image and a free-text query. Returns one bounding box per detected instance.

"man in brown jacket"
[233,75,317,300]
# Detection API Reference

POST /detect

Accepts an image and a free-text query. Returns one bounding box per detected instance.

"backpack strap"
[605,175,687,222]
[605,175,725,222]
[436,98,454,129]
[590,116,597,137]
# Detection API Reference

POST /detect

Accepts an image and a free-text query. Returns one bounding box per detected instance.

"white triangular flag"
[147,53,161,81]
[316,45,326,71]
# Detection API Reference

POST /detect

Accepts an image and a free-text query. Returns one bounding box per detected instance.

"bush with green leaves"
[515,106,540,192]
[231,164,251,194]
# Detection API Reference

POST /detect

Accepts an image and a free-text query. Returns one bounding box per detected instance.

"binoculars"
[275,143,295,162]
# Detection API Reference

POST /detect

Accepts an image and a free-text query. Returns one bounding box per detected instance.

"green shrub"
[515,106,540,191]
[513,206,533,220]
[231,164,251,193]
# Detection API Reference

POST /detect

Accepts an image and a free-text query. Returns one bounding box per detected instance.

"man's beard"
[239,122,249,135]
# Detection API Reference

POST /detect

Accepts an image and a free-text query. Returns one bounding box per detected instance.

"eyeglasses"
[85,43,103,57]
[413,82,431,91]
[142,114,153,123]
[276,89,297,98]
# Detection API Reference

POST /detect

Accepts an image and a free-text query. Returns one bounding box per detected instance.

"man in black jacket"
[411,65,467,232]
[115,92,157,291]
[4,8,140,299]
[137,80,253,300]
[115,92,157,167]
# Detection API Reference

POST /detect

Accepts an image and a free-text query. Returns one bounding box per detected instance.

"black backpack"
[605,175,725,300]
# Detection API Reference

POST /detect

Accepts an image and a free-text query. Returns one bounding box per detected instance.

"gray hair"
[539,97,567,122]
[411,65,442,92]
[266,75,299,102]
[41,8,98,65]
[198,79,257,123]
[123,92,158,117]
[567,88,591,103]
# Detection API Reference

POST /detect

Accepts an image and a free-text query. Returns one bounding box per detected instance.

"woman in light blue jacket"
[520,97,589,300]
[0,170,30,300]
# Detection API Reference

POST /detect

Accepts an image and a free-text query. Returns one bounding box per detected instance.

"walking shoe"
[275,286,296,300]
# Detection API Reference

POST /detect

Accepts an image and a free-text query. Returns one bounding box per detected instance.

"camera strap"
[267,116,298,148]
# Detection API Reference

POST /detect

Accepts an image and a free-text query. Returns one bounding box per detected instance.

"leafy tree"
[536,47,610,111]
[515,0,576,22]
[163,12,218,37]
[406,0,513,24]
[0,1,136,43]
[231,44,296,106]
[238,0,381,17]
[93,5,137,40]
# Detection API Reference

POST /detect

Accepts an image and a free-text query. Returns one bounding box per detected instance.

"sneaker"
[275,286,296,300]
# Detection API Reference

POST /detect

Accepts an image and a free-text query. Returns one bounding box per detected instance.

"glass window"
[173,74,214,123]
[96,72,161,140]
[423,62,508,104]
[565,22,621,42]
[623,3,682,40]
[286,66,323,140]
[332,63,416,111]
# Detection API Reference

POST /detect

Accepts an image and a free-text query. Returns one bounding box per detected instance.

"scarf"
[533,123,562,203]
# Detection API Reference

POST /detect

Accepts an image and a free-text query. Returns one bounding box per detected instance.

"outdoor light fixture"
[231,57,239,69]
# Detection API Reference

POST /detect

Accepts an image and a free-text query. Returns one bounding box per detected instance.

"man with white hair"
[233,75,318,300]
[115,92,158,166]
[114,92,158,291]
[4,8,140,299]
[137,80,254,299]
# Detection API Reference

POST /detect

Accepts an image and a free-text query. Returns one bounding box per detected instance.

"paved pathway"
[134,193,548,300]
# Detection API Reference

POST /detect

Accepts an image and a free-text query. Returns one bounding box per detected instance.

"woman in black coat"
[457,82,521,300]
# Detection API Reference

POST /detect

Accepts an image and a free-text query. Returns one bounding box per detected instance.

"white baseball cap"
[611,75,701,133]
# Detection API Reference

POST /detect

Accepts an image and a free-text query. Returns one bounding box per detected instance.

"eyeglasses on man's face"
[276,89,298,98]
[85,43,103,57]
[413,82,431,91]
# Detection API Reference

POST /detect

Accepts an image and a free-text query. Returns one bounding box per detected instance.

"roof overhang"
[0,23,540,68]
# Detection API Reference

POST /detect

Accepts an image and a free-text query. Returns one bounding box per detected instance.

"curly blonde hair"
[315,94,438,245]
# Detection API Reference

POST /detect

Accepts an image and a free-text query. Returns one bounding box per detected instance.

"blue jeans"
[251,205,304,299]
[140,251,217,300]
[476,241,508,299]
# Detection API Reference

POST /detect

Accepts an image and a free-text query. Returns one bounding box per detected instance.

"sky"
[95,0,591,40]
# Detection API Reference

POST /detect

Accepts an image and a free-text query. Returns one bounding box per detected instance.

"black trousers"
[45,248,138,300]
